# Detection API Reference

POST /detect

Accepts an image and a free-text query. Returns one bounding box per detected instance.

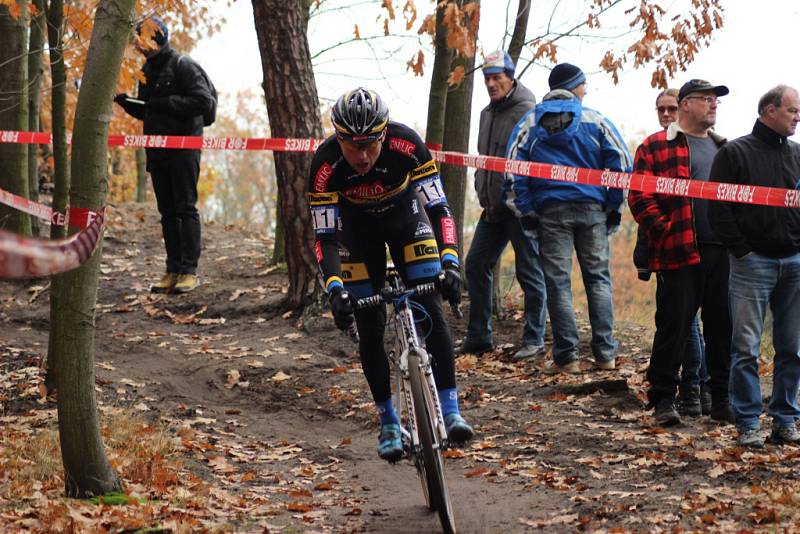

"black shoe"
[654,399,682,427]
[700,383,712,416]
[710,401,735,424]
[455,339,493,356]
[677,385,702,417]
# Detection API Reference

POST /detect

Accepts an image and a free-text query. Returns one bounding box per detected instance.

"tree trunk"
[46,0,70,240]
[49,0,134,498]
[252,0,322,309]
[440,1,479,260]
[507,0,531,65]
[28,0,46,237]
[0,2,32,236]
[135,148,147,202]
[424,2,453,148]
[270,193,286,265]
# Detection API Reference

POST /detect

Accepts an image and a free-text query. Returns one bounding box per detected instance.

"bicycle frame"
[385,278,450,456]
[348,268,458,533]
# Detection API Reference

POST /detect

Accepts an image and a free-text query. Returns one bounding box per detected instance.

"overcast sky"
[194,1,800,147]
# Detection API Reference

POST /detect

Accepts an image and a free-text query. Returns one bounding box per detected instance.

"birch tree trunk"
[46,0,70,240]
[135,148,147,202]
[27,0,46,237]
[49,0,134,498]
[424,3,453,148]
[440,1,480,261]
[0,1,32,236]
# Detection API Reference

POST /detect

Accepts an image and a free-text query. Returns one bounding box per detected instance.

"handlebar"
[343,271,461,343]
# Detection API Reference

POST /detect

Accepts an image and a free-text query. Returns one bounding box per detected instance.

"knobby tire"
[408,351,456,534]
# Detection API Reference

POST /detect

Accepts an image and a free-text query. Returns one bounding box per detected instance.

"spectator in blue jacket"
[504,63,632,373]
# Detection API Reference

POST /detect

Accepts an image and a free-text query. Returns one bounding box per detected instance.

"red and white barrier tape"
[0,210,104,279]
[0,184,101,228]
[3,129,798,210]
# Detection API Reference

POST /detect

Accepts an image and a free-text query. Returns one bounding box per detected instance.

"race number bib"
[417,177,446,208]
[311,206,336,234]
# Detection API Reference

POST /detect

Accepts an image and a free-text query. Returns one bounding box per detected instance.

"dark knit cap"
[136,16,169,47]
[548,63,586,91]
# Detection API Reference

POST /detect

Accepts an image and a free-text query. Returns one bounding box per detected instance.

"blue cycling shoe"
[377,423,404,462]
[444,413,474,444]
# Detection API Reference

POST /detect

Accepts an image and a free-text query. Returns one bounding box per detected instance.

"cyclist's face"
[338,134,384,175]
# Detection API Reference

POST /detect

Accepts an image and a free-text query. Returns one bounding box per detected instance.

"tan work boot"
[542,359,581,374]
[173,273,199,294]
[151,273,178,293]
[595,359,616,371]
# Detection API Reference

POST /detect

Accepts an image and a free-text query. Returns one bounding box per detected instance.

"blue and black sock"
[438,388,460,417]
[376,398,400,426]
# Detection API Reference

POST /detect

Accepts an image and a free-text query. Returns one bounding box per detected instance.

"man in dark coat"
[459,51,547,361]
[115,16,215,294]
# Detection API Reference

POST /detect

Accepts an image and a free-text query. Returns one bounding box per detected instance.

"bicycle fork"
[397,347,450,453]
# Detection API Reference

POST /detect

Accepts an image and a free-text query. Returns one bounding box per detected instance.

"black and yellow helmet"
[331,88,389,143]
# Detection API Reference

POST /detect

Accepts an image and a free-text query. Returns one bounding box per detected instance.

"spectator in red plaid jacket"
[628,79,733,427]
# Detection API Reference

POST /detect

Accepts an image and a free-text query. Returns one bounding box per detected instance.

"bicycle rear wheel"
[408,351,456,534]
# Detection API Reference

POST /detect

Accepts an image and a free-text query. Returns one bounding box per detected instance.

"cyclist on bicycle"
[308,88,474,461]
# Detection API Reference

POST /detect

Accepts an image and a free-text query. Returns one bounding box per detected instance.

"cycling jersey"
[308,122,459,296]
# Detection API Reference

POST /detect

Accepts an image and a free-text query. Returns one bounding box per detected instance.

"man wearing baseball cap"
[459,50,547,363]
[629,78,732,427]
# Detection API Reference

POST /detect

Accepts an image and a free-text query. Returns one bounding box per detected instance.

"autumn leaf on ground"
[271,371,291,382]
[225,369,241,389]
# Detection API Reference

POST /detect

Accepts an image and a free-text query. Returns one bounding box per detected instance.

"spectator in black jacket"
[709,84,800,448]
[115,16,215,294]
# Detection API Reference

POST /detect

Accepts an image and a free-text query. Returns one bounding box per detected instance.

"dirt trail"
[3,203,800,532]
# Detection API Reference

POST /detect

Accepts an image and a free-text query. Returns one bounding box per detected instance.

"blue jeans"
[538,202,617,365]
[464,211,547,346]
[680,315,709,389]
[728,251,800,430]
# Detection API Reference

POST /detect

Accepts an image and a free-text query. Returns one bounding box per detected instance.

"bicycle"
[344,267,461,534]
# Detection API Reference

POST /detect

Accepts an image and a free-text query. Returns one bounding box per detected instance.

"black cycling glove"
[438,261,462,305]
[329,286,354,331]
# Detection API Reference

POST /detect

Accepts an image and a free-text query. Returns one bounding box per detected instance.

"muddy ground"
[2,203,799,533]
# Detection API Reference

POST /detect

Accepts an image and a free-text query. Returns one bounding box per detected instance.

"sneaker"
[710,401,735,424]
[455,339,493,356]
[595,359,616,371]
[677,385,702,417]
[377,423,403,462]
[700,383,712,415]
[737,428,765,449]
[542,359,581,374]
[444,413,474,443]
[768,425,800,445]
[512,343,546,362]
[173,274,199,294]
[653,399,681,427]
[150,273,178,293]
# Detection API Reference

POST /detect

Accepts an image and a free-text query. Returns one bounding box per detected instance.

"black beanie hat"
[136,16,169,47]
[548,63,586,91]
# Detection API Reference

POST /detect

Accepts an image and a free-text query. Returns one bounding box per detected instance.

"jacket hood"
[532,90,582,146]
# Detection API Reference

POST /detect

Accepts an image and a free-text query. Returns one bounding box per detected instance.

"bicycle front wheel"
[408,351,456,534]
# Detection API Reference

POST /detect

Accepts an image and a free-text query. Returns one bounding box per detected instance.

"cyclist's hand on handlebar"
[437,261,462,306]
[329,287,355,331]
